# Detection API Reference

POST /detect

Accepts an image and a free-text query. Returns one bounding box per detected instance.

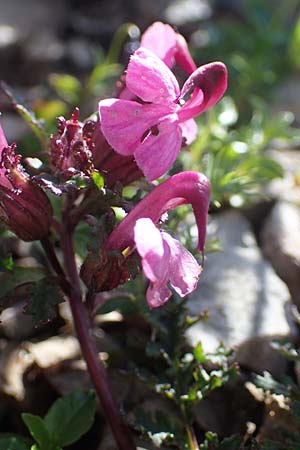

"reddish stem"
[60,224,136,450]
[40,236,70,294]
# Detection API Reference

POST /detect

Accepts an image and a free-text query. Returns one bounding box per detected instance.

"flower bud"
[91,120,142,188]
[80,251,130,293]
[50,108,93,178]
[0,140,53,241]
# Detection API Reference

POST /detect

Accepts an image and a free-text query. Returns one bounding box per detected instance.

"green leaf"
[91,171,104,190]
[218,434,242,449]
[288,14,300,70]
[21,414,58,450]
[97,295,138,316]
[0,251,14,272]
[87,63,121,95]
[0,435,31,450]
[255,372,289,396]
[44,390,97,447]
[26,278,64,324]
[133,409,180,448]
[1,82,48,152]
[193,342,208,364]
[0,267,46,305]
[48,74,82,105]
[105,23,139,65]
[272,341,300,361]
[35,100,67,123]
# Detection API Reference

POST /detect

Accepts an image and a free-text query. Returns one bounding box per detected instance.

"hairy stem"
[40,235,70,294]
[60,224,136,450]
[185,424,200,450]
[181,404,199,450]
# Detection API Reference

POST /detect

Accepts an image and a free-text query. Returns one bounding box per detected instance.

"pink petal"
[0,123,8,154]
[162,232,201,297]
[146,282,172,309]
[126,47,180,104]
[99,98,170,156]
[0,123,12,188]
[179,118,198,145]
[175,34,197,75]
[106,171,210,254]
[141,22,177,68]
[134,116,182,181]
[178,62,228,122]
[134,218,172,308]
[134,218,169,283]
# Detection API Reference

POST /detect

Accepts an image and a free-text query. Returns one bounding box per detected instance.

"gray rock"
[22,32,65,84]
[0,0,67,36]
[272,76,300,122]
[186,211,296,376]
[264,149,300,204]
[0,113,32,143]
[261,201,300,307]
[163,0,212,26]
[0,24,23,82]
[0,0,67,84]
[0,303,35,340]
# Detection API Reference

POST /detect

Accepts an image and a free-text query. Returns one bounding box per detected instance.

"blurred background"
[1,0,300,137]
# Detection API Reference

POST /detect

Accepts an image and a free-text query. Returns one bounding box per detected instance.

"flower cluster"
[99,47,227,181]
[105,171,210,308]
[93,21,226,306]
[0,21,227,309]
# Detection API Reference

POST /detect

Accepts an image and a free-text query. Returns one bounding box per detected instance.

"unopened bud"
[0,144,53,241]
[92,121,142,188]
[50,108,94,178]
[80,251,130,293]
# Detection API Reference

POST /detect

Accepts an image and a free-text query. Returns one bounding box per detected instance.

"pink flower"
[106,171,210,307]
[134,218,201,308]
[140,21,196,74]
[117,22,196,101]
[91,121,143,188]
[0,122,53,241]
[99,47,227,181]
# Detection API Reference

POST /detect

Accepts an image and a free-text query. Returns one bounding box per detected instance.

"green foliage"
[133,410,178,448]
[0,436,31,450]
[0,266,46,308]
[199,432,243,449]
[288,13,300,70]
[0,249,14,272]
[48,74,82,105]
[21,391,97,450]
[205,147,283,207]
[86,62,121,97]
[44,390,97,447]
[26,278,64,324]
[91,171,105,190]
[126,297,238,448]
[22,415,58,450]
[255,368,300,449]
[1,82,48,152]
[272,341,300,362]
[182,95,296,208]
[196,0,300,107]
[0,261,64,323]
